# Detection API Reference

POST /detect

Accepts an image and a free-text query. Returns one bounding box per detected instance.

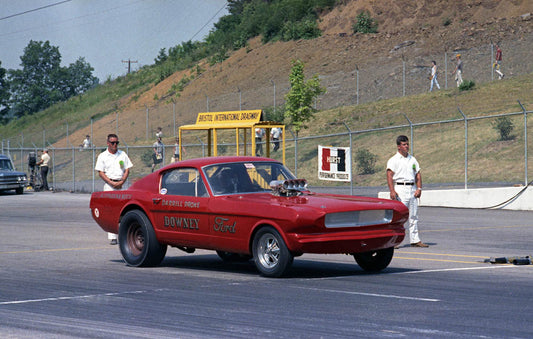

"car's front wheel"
[252,227,293,277]
[119,210,167,267]
[353,247,394,272]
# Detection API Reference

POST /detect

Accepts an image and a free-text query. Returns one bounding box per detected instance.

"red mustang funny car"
[90,156,408,277]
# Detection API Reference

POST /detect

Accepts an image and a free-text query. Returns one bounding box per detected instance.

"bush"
[458,80,475,91]
[141,150,153,168]
[355,148,378,175]
[492,116,514,141]
[352,11,378,34]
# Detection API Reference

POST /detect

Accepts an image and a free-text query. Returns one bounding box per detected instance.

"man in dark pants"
[36,149,50,191]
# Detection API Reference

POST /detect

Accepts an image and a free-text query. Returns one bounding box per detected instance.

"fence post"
[444,52,448,89]
[402,113,414,155]
[271,80,276,114]
[288,129,297,177]
[145,105,149,140]
[342,122,353,195]
[355,65,359,105]
[402,61,406,97]
[237,87,242,111]
[490,44,494,81]
[458,107,468,189]
[518,100,528,185]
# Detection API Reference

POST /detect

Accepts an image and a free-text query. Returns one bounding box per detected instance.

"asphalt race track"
[1,191,532,338]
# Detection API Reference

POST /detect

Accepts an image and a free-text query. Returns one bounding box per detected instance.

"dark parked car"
[0,154,28,194]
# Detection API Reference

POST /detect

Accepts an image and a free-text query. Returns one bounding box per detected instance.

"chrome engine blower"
[269,179,308,197]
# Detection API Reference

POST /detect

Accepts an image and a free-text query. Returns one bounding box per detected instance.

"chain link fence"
[2,101,531,193]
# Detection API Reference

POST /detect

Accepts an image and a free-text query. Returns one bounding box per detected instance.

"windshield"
[204,161,295,195]
[0,159,14,171]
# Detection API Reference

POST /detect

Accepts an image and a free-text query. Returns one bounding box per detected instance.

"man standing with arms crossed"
[387,135,428,248]
[95,134,133,245]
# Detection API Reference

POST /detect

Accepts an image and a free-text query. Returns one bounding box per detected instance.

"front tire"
[353,247,394,272]
[252,227,293,277]
[15,187,24,194]
[119,210,167,267]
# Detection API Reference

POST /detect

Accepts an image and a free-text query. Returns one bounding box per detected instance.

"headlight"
[325,210,393,228]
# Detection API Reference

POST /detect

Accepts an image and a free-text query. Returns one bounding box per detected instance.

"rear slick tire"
[119,210,167,267]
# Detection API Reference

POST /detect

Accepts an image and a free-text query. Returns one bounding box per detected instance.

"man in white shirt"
[386,135,428,248]
[95,133,133,244]
[36,149,51,191]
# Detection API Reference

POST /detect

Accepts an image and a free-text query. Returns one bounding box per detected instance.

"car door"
[151,167,211,248]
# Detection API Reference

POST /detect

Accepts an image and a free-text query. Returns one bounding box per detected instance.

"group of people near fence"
[428,44,505,92]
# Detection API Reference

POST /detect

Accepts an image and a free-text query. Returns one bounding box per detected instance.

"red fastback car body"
[90,156,407,277]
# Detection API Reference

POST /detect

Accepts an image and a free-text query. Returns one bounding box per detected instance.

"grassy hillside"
[1,0,532,188]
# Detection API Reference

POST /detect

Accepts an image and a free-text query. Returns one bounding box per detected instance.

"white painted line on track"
[292,286,440,302]
[0,289,167,306]
[391,265,520,275]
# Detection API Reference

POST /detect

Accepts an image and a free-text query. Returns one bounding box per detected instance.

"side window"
[161,168,208,197]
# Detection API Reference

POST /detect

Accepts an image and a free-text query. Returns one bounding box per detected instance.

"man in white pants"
[95,133,133,245]
[386,135,428,248]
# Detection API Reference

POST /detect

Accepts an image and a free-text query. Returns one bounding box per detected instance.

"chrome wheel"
[252,227,293,277]
[257,233,281,269]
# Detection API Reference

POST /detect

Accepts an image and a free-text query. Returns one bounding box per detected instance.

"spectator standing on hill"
[429,61,440,92]
[386,135,428,248]
[152,136,164,172]
[155,127,163,139]
[95,133,133,245]
[80,135,91,150]
[494,44,505,80]
[451,53,463,87]
[172,137,186,162]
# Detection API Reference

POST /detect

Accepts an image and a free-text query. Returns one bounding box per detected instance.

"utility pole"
[122,59,138,74]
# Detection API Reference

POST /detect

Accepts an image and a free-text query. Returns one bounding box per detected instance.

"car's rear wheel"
[252,227,293,277]
[119,210,167,267]
[353,247,394,272]
[216,251,252,262]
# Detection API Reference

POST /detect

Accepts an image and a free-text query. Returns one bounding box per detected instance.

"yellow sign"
[196,110,262,125]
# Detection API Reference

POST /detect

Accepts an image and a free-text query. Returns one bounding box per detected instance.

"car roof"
[173,156,279,168]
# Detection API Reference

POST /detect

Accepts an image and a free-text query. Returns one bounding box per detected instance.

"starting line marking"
[391,265,520,275]
[292,286,440,302]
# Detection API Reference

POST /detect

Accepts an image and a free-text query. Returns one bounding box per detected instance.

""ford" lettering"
[213,216,236,233]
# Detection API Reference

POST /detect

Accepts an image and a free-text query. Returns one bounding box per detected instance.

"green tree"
[284,59,325,136]
[8,40,97,117]
[8,40,62,116]
[0,61,9,122]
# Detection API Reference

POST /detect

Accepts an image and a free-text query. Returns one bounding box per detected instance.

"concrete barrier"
[378,186,533,211]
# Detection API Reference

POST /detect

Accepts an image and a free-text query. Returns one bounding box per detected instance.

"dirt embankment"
[67,0,533,146]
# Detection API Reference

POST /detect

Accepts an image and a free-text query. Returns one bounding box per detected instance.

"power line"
[0,0,73,21]
[189,2,227,41]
